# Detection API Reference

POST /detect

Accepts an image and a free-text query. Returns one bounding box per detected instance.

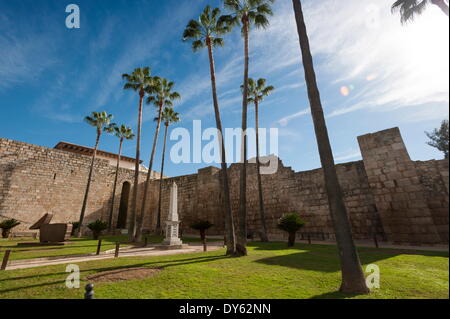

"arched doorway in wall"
[116,181,131,229]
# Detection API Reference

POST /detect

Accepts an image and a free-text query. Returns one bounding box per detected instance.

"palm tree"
[183,5,237,255]
[392,0,449,23]
[241,78,274,242]
[122,67,154,242]
[107,124,135,233]
[136,77,181,241]
[292,0,369,294]
[221,0,275,256]
[155,107,180,230]
[76,111,114,238]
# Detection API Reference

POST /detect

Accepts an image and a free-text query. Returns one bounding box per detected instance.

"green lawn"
[0,242,448,299]
[0,235,218,261]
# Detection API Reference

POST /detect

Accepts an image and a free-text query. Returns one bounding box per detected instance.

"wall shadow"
[0,155,27,223]
[251,242,448,273]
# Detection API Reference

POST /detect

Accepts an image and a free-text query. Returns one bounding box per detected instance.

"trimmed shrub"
[190,220,213,252]
[87,220,108,240]
[0,219,21,239]
[277,214,305,247]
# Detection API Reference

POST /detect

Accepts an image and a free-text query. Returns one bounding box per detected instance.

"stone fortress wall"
[0,138,149,231]
[0,127,448,245]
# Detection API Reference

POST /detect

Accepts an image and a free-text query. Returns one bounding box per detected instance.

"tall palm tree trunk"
[236,17,250,256]
[129,91,144,242]
[292,0,369,294]
[156,123,169,231]
[431,0,449,16]
[254,100,269,242]
[108,138,123,233]
[77,132,101,237]
[206,37,236,255]
[136,102,164,241]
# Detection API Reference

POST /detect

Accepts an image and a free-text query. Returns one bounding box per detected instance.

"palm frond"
[84,111,114,131]
[183,6,232,53]
[221,0,274,34]
[192,40,206,51]
[162,100,172,107]
[256,3,273,15]
[161,107,181,125]
[392,0,429,23]
[122,67,153,94]
[84,116,96,126]
[146,95,157,106]
[253,13,270,29]
[104,122,116,134]
[183,20,202,40]
[212,37,225,47]
[224,0,241,12]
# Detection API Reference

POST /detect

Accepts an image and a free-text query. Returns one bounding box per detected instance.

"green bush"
[0,219,21,238]
[277,214,305,247]
[87,220,108,240]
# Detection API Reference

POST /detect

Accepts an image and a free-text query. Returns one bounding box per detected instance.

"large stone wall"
[1,127,448,245]
[358,128,448,244]
[147,158,383,241]
[0,138,148,232]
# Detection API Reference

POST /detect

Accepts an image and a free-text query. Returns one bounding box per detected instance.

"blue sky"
[0,0,449,177]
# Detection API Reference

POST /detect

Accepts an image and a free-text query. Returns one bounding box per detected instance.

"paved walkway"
[5,242,225,271]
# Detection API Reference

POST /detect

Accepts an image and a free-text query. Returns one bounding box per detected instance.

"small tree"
[277,214,305,247]
[87,220,108,240]
[0,219,21,238]
[77,111,115,237]
[426,120,449,159]
[190,220,213,252]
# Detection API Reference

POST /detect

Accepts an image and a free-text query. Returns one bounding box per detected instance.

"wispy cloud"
[334,149,362,162]
[30,73,81,123]
[243,0,449,123]
[178,55,243,109]
[305,0,449,118]
[0,13,58,90]
[277,108,310,127]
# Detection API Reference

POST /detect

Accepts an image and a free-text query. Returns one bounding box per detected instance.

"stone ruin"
[0,127,448,246]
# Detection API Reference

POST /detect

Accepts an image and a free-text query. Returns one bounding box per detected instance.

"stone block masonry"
[0,138,148,233]
[1,127,448,245]
[358,128,448,244]
[145,128,448,245]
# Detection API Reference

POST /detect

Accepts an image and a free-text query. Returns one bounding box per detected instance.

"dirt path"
[4,242,225,271]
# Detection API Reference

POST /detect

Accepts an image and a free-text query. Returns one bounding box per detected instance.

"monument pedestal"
[162,220,183,246]
[161,182,184,248]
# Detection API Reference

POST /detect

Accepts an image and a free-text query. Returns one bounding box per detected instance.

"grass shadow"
[310,291,362,299]
[0,254,229,286]
[252,242,448,273]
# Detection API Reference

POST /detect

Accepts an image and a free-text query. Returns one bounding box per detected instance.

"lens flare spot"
[366,74,377,81]
[340,86,350,96]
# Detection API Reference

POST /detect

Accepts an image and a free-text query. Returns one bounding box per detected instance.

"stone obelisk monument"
[162,182,183,247]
